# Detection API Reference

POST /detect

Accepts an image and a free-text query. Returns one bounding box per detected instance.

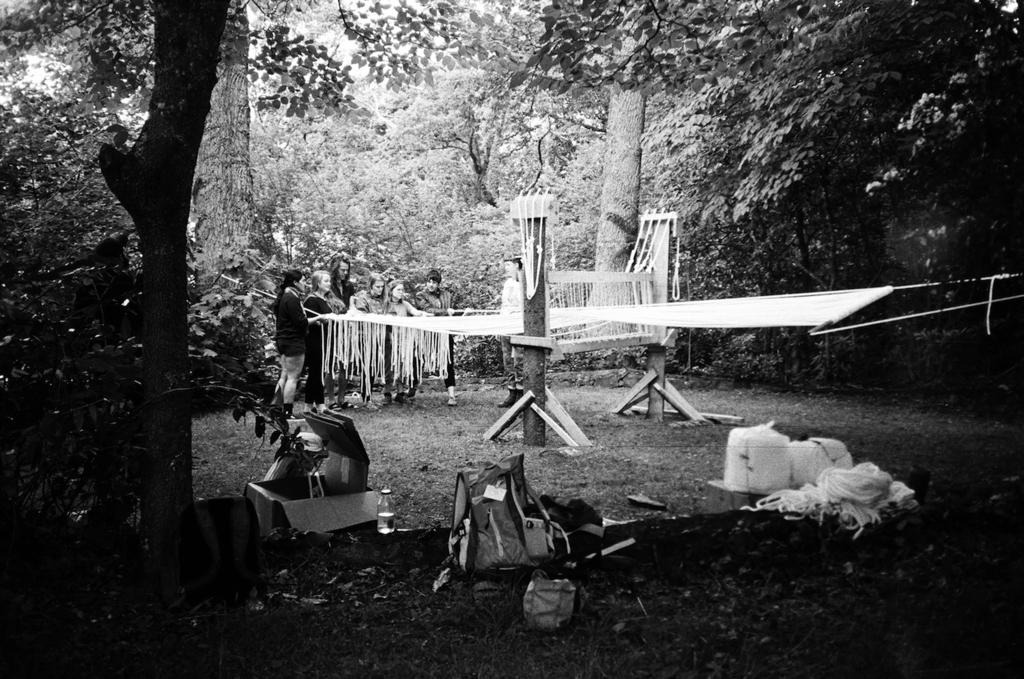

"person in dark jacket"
[415,268,458,406]
[272,268,308,418]
[349,273,387,314]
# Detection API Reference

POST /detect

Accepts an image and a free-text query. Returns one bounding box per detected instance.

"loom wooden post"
[522,218,548,447]
[647,214,672,421]
[647,345,666,422]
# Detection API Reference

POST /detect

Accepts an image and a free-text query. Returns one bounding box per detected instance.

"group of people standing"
[270,257,461,418]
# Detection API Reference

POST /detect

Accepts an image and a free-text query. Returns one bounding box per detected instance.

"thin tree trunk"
[99,0,229,603]
[192,0,253,283]
[595,86,645,271]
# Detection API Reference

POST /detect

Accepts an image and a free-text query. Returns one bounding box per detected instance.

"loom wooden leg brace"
[484,339,592,447]
[611,372,743,426]
[611,342,712,425]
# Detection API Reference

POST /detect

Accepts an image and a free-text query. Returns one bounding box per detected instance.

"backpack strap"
[568,523,604,539]
[517,476,571,560]
[449,472,476,571]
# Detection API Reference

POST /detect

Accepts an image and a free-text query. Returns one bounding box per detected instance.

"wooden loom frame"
[486,205,730,448]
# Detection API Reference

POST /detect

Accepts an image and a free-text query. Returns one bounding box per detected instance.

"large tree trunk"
[99,0,230,603]
[595,86,645,271]
[192,0,253,283]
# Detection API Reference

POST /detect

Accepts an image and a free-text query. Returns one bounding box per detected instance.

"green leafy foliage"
[188,265,277,399]
[522,0,1024,387]
[250,22,356,117]
[0,254,145,538]
[0,50,149,539]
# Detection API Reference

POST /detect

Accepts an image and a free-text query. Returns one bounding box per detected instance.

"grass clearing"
[194,379,1023,525]
[6,379,1022,678]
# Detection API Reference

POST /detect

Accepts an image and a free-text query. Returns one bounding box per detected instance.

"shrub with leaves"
[188,266,278,407]
[0,260,144,544]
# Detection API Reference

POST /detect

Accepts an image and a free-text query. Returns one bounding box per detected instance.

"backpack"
[178,496,265,606]
[449,453,569,573]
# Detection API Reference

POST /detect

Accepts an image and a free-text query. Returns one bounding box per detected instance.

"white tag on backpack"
[483,484,507,502]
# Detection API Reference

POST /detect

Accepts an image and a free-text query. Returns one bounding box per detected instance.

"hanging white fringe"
[321,317,451,395]
[626,212,676,274]
[745,462,919,538]
[513,190,552,301]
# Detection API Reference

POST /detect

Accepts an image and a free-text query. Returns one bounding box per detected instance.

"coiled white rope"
[746,462,918,538]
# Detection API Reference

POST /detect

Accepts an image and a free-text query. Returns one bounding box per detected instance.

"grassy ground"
[4,378,1023,678]
[194,378,1023,525]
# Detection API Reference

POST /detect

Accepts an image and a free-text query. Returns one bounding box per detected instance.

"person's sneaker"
[447,396,457,406]
[406,388,417,401]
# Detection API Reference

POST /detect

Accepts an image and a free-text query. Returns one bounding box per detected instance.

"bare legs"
[274,353,304,417]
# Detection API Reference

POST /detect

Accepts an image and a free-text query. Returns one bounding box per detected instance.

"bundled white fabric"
[788,438,853,487]
[723,422,792,494]
[748,462,919,538]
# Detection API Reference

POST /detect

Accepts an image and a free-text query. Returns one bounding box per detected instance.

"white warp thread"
[315,286,896,388]
[320,286,895,338]
[746,462,919,538]
[321,317,453,395]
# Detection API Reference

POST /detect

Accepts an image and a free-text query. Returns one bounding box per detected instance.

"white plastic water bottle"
[376,488,395,534]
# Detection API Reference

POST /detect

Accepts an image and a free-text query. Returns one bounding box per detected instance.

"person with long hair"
[383,279,426,404]
[271,268,308,418]
[303,270,343,413]
[329,255,357,312]
[328,254,357,405]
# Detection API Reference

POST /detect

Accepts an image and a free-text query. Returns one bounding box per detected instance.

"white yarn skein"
[750,462,916,538]
[818,463,892,505]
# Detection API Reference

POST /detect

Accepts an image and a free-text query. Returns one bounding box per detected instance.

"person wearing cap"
[415,268,458,406]
[498,255,523,408]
